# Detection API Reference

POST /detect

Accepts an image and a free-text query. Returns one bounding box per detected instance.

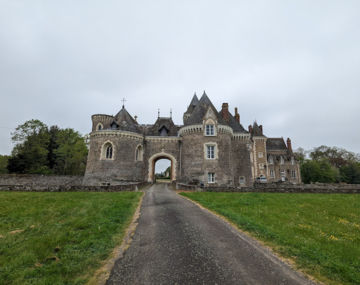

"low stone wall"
[176,182,360,194]
[0,174,148,192]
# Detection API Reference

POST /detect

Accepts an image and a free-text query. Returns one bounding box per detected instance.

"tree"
[0,155,9,174]
[301,159,339,184]
[7,120,88,175]
[8,120,51,174]
[310,145,359,169]
[340,162,360,184]
[53,128,88,175]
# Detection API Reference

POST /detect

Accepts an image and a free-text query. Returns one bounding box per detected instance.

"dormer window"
[291,157,295,165]
[96,123,103,131]
[205,124,214,136]
[159,126,169,136]
[280,156,284,165]
[268,156,274,164]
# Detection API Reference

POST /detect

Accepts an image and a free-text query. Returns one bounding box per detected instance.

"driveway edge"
[178,192,321,285]
[87,188,147,285]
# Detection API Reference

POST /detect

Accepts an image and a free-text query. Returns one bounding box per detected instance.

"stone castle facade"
[83,93,301,186]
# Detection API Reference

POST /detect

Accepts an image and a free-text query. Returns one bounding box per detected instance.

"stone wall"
[0,174,148,192]
[176,182,360,194]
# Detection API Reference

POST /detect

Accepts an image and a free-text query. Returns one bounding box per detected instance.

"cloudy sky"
[1,0,360,158]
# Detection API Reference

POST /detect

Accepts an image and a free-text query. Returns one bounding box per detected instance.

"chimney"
[287,138,292,152]
[248,125,253,133]
[221,103,229,121]
[234,107,240,123]
[259,125,263,134]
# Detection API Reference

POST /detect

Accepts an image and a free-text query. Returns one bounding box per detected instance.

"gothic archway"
[148,152,177,182]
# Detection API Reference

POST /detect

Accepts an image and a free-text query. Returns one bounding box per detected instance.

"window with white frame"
[268,156,274,164]
[206,145,215,159]
[135,145,143,161]
[280,169,285,177]
[291,170,296,178]
[208,172,215,183]
[205,124,215,136]
[258,152,263,158]
[270,169,275,178]
[291,157,295,165]
[239,176,246,185]
[280,156,284,165]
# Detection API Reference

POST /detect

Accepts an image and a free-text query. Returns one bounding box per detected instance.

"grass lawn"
[0,191,142,285]
[180,192,360,285]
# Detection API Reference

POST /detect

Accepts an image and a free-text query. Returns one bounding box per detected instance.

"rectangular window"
[291,170,296,178]
[270,169,275,178]
[280,169,285,177]
[259,163,264,169]
[205,124,214,136]
[207,145,215,159]
[239,176,246,185]
[258,152,263,158]
[208,172,215,183]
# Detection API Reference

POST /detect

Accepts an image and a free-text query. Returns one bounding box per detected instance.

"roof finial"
[158,108,160,118]
[203,90,206,95]
[170,108,172,118]
[121,98,127,108]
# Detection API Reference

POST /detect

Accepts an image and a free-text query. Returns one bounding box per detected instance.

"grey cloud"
[0,0,359,155]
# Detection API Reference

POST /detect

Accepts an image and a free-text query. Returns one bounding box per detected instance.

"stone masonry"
[83,92,301,186]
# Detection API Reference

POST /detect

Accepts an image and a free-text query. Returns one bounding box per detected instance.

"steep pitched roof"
[266,138,288,151]
[144,117,179,136]
[112,106,141,133]
[251,122,265,137]
[227,114,248,133]
[184,92,226,125]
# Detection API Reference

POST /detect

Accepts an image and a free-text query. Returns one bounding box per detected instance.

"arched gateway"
[148,152,177,182]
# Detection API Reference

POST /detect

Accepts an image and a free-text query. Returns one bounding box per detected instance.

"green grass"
[180,192,360,285]
[0,191,142,285]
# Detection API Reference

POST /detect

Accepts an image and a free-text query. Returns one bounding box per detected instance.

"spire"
[170,108,172,118]
[158,108,160,118]
[190,93,199,106]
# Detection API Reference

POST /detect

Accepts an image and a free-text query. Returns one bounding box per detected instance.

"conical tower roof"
[112,106,141,133]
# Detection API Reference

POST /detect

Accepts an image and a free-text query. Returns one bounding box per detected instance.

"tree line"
[0,119,88,175]
[0,120,359,183]
[295,146,360,184]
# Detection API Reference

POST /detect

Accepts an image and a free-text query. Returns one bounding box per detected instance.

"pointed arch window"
[96,123,103,131]
[106,145,113,159]
[135,145,143,161]
[101,141,114,160]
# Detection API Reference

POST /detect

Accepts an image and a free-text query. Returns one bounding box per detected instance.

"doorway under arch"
[148,152,177,183]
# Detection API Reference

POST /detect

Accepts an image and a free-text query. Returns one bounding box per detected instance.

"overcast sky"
[1,0,360,158]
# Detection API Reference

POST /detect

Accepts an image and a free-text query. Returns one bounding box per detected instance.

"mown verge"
[180,192,360,285]
[0,191,143,284]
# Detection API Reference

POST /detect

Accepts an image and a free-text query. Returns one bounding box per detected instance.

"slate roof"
[185,94,199,114]
[143,117,179,136]
[112,106,141,133]
[251,122,265,137]
[266,138,288,151]
[184,92,227,126]
[228,115,248,133]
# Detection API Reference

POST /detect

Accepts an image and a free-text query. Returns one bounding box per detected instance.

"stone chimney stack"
[248,125,253,134]
[234,107,240,123]
[259,125,263,134]
[221,103,229,121]
[287,138,292,152]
